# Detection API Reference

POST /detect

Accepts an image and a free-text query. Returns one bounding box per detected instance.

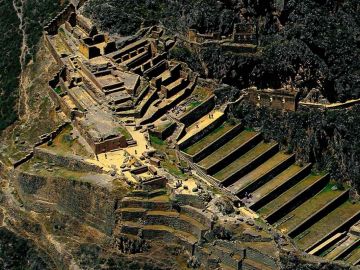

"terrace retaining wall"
[178,113,225,150]
[179,95,215,127]
[181,123,242,163]
[265,174,329,224]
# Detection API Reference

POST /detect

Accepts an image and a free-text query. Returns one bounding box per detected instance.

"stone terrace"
[177,112,360,267]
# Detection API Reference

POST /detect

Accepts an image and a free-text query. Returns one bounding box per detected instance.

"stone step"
[120,222,198,253]
[211,244,242,269]
[249,163,312,211]
[228,152,295,197]
[344,244,360,265]
[215,141,279,187]
[183,122,242,162]
[180,205,212,228]
[141,224,198,252]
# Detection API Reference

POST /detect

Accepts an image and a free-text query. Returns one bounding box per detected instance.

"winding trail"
[12,0,30,121]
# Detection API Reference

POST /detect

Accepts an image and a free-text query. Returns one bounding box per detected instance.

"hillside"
[0,0,67,130]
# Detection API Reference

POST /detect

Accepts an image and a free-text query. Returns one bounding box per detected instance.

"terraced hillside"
[178,116,360,267]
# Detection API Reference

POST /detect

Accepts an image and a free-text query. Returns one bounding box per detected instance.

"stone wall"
[44,4,76,35]
[246,87,299,111]
[44,35,65,66]
[179,95,215,127]
[15,171,122,234]
[178,113,225,150]
[266,174,329,223]
[33,148,102,173]
[183,123,243,163]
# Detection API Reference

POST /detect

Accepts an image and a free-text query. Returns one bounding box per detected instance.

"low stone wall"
[120,198,172,211]
[141,226,195,253]
[33,148,103,173]
[299,99,360,110]
[44,35,65,66]
[179,95,215,127]
[13,122,70,168]
[15,171,121,234]
[245,247,277,269]
[141,86,193,125]
[181,205,212,228]
[145,213,204,239]
[178,113,225,150]
[138,90,158,117]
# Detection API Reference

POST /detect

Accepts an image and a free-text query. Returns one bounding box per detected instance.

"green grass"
[198,130,257,169]
[150,134,165,146]
[295,201,360,250]
[187,101,201,111]
[117,126,132,140]
[213,141,275,181]
[54,86,62,95]
[258,173,325,217]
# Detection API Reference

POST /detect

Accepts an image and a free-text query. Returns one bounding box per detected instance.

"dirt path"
[12,0,30,121]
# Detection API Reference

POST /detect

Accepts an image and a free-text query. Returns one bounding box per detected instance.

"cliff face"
[15,171,123,234]
[83,0,360,102]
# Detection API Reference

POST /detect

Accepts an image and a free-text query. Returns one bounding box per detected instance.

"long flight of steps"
[117,188,211,254]
[178,118,360,266]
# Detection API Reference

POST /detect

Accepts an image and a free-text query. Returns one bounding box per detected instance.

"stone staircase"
[177,116,360,266]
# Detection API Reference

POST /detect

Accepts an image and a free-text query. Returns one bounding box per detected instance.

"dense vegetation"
[0,0,66,131]
[0,0,22,130]
[84,0,360,102]
[0,228,53,269]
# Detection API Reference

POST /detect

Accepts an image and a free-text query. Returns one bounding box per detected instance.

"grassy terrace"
[198,130,257,168]
[228,151,292,194]
[345,246,360,265]
[250,164,305,204]
[295,201,360,250]
[183,121,235,156]
[258,173,324,217]
[275,184,344,234]
[213,141,276,181]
